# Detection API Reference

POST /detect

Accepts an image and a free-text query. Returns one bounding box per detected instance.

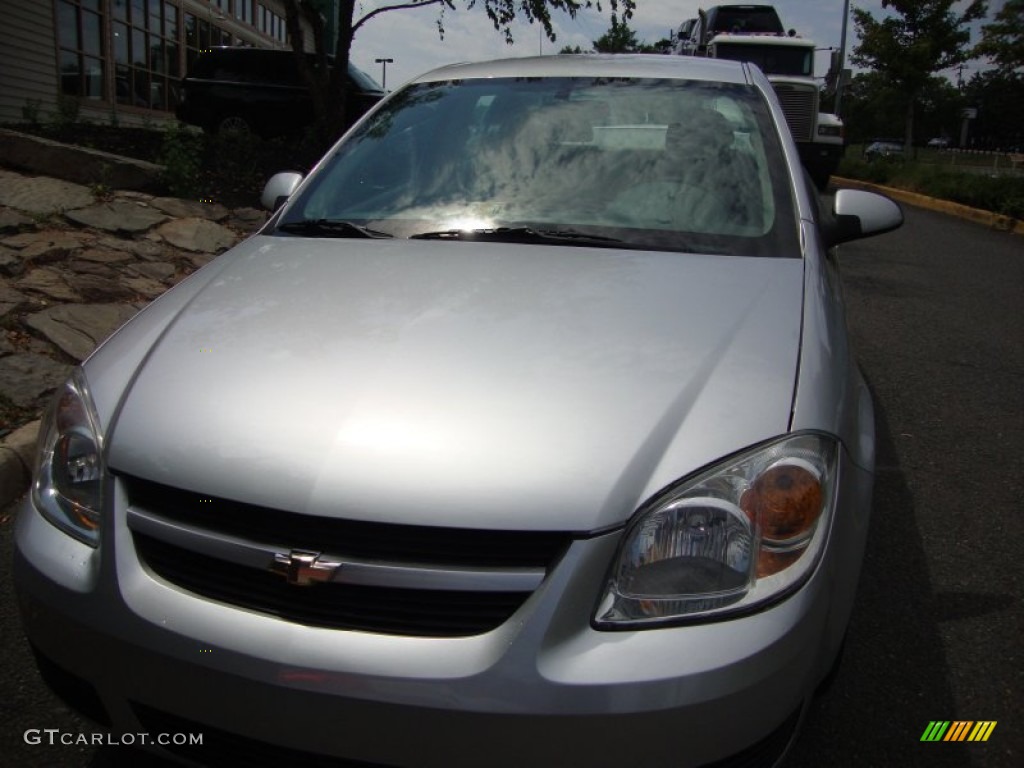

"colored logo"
[269,550,343,587]
[921,721,996,742]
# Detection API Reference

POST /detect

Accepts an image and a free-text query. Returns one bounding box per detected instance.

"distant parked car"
[927,137,950,148]
[175,47,385,137]
[863,140,904,160]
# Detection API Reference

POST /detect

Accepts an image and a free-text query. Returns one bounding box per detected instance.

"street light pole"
[834,0,851,116]
[374,57,394,90]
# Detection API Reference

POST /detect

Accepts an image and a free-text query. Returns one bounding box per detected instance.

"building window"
[185,8,233,72]
[109,0,180,110]
[57,0,106,101]
[235,0,253,25]
[254,3,287,44]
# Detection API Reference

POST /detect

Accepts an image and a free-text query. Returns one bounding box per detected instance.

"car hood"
[106,237,804,532]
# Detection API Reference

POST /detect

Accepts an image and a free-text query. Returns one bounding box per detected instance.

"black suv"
[175,47,386,137]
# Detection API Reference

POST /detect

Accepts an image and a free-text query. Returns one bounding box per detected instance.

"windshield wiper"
[277,219,393,239]
[410,227,623,247]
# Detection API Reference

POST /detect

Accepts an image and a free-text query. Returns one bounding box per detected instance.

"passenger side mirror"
[261,172,304,211]
[825,189,903,247]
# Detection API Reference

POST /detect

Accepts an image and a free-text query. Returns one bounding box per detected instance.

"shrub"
[838,152,1024,220]
[159,122,203,198]
[21,99,43,125]
[205,129,263,201]
[51,94,80,130]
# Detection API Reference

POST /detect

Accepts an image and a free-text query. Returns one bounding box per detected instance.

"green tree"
[961,69,1024,149]
[281,0,636,136]
[561,16,666,54]
[850,0,987,151]
[592,17,659,52]
[974,0,1024,76]
[840,70,907,142]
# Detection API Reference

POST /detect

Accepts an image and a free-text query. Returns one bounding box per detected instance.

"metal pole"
[834,0,851,116]
[374,58,394,90]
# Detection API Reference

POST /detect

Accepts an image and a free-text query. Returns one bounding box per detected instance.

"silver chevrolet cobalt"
[16,55,902,767]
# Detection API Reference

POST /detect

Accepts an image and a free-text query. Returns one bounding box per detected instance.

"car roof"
[410,54,754,86]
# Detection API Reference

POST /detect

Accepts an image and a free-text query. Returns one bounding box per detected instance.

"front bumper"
[14,459,871,768]
[798,142,845,180]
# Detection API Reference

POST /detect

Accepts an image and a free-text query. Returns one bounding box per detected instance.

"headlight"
[595,433,837,627]
[32,369,106,547]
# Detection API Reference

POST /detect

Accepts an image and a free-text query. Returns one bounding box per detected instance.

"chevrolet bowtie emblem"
[269,550,343,586]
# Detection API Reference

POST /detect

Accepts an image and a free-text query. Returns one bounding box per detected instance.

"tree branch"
[353,0,447,36]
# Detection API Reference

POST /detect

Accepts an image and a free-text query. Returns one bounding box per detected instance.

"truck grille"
[122,475,573,637]
[771,83,817,142]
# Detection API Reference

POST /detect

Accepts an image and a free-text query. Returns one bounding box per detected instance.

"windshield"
[710,7,784,35]
[714,43,814,77]
[279,76,798,256]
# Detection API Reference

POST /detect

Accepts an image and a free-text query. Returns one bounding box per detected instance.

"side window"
[210,52,241,81]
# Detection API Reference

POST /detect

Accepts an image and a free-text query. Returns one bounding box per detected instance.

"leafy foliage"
[159,123,203,198]
[561,16,664,53]
[838,152,1024,220]
[850,0,987,149]
[592,17,655,52]
[280,0,635,134]
[974,0,1024,75]
[51,94,81,131]
[961,68,1024,150]
[21,99,43,126]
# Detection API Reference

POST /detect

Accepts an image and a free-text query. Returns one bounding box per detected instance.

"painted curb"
[833,176,1024,236]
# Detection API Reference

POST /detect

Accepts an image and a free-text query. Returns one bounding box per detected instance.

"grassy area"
[838,144,1024,220]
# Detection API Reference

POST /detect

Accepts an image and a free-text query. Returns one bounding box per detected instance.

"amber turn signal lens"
[741,463,822,575]
[743,464,822,541]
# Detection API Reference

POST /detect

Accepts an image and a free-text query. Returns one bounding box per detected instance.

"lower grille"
[701,705,802,768]
[132,702,390,768]
[130,700,802,768]
[134,533,533,636]
[31,644,112,727]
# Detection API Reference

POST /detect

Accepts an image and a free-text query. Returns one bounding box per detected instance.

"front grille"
[122,475,570,568]
[134,533,532,636]
[771,83,817,142]
[122,475,573,636]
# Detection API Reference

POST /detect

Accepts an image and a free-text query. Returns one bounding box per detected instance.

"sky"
[346,0,1004,90]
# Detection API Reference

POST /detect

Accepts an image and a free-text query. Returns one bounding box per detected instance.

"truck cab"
[690,5,788,55]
